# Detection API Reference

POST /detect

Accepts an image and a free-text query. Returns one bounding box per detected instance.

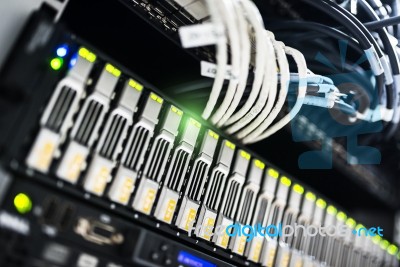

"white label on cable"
[370,105,389,122]
[380,56,394,85]
[201,61,238,81]
[179,23,224,48]
[388,34,399,47]
[350,0,358,15]
[378,106,394,122]
[364,48,384,76]
[393,74,400,123]
[385,109,394,122]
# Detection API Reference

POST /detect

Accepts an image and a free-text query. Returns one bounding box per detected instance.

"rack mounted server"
[0,5,399,267]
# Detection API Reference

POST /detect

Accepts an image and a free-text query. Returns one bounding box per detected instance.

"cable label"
[393,74,400,123]
[200,61,238,81]
[364,48,384,76]
[179,23,225,48]
[380,56,393,85]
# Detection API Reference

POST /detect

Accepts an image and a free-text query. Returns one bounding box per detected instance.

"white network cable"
[201,0,228,120]
[210,0,242,124]
[235,39,290,140]
[214,0,251,127]
[222,0,267,126]
[243,46,308,144]
[184,0,336,143]
[225,31,277,134]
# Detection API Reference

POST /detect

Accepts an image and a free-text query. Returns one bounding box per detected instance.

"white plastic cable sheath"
[223,0,267,126]
[225,31,277,134]
[210,0,242,124]
[215,0,251,127]
[244,46,308,144]
[236,39,290,140]
[201,0,228,120]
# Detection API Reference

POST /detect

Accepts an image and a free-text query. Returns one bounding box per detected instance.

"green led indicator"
[14,193,32,214]
[50,57,63,71]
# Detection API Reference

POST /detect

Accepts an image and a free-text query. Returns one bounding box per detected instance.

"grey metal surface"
[0,0,44,69]
[0,0,69,70]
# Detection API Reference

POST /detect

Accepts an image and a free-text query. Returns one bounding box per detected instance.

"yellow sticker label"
[163,199,177,223]
[184,208,197,231]
[203,217,215,240]
[281,252,290,267]
[221,229,230,248]
[251,240,263,262]
[267,248,276,267]
[142,188,156,213]
[237,236,247,254]
[67,154,84,182]
[93,167,110,194]
[119,177,134,203]
[38,142,55,170]
[295,259,303,267]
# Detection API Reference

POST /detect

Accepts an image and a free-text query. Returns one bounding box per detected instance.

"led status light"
[316,199,327,209]
[267,168,279,179]
[372,235,381,244]
[56,44,69,57]
[50,58,64,71]
[171,106,183,116]
[280,176,291,187]
[380,240,390,250]
[189,118,201,128]
[208,130,219,140]
[327,205,337,215]
[240,150,251,160]
[387,244,398,255]
[336,211,347,222]
[346,218,356,228]
[128,79,144,91]
[305,192,316,202]
[78,47,96,63]
[69,53,78,69]
[254,159,265,170]
[105,63,121,77]
[225,140,235,150]
[150,92,164,104]
[293,184,304,195]
[14,193,32,214]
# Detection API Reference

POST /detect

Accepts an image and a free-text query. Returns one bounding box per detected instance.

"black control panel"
[0,171,237,267]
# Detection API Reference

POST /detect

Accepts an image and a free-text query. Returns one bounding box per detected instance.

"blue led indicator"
[56,45,69,58]
[177,251,216,267]
[68,53,78,69]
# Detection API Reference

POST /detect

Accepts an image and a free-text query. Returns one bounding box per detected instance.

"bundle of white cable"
[221,0,267,126]
[210,0,242,125]
[244,46,308,144]
[235,38,290,140]
[186,0,333,143]
[201,0,228,120]
[214,0,251,127]
[225,30,277,134]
